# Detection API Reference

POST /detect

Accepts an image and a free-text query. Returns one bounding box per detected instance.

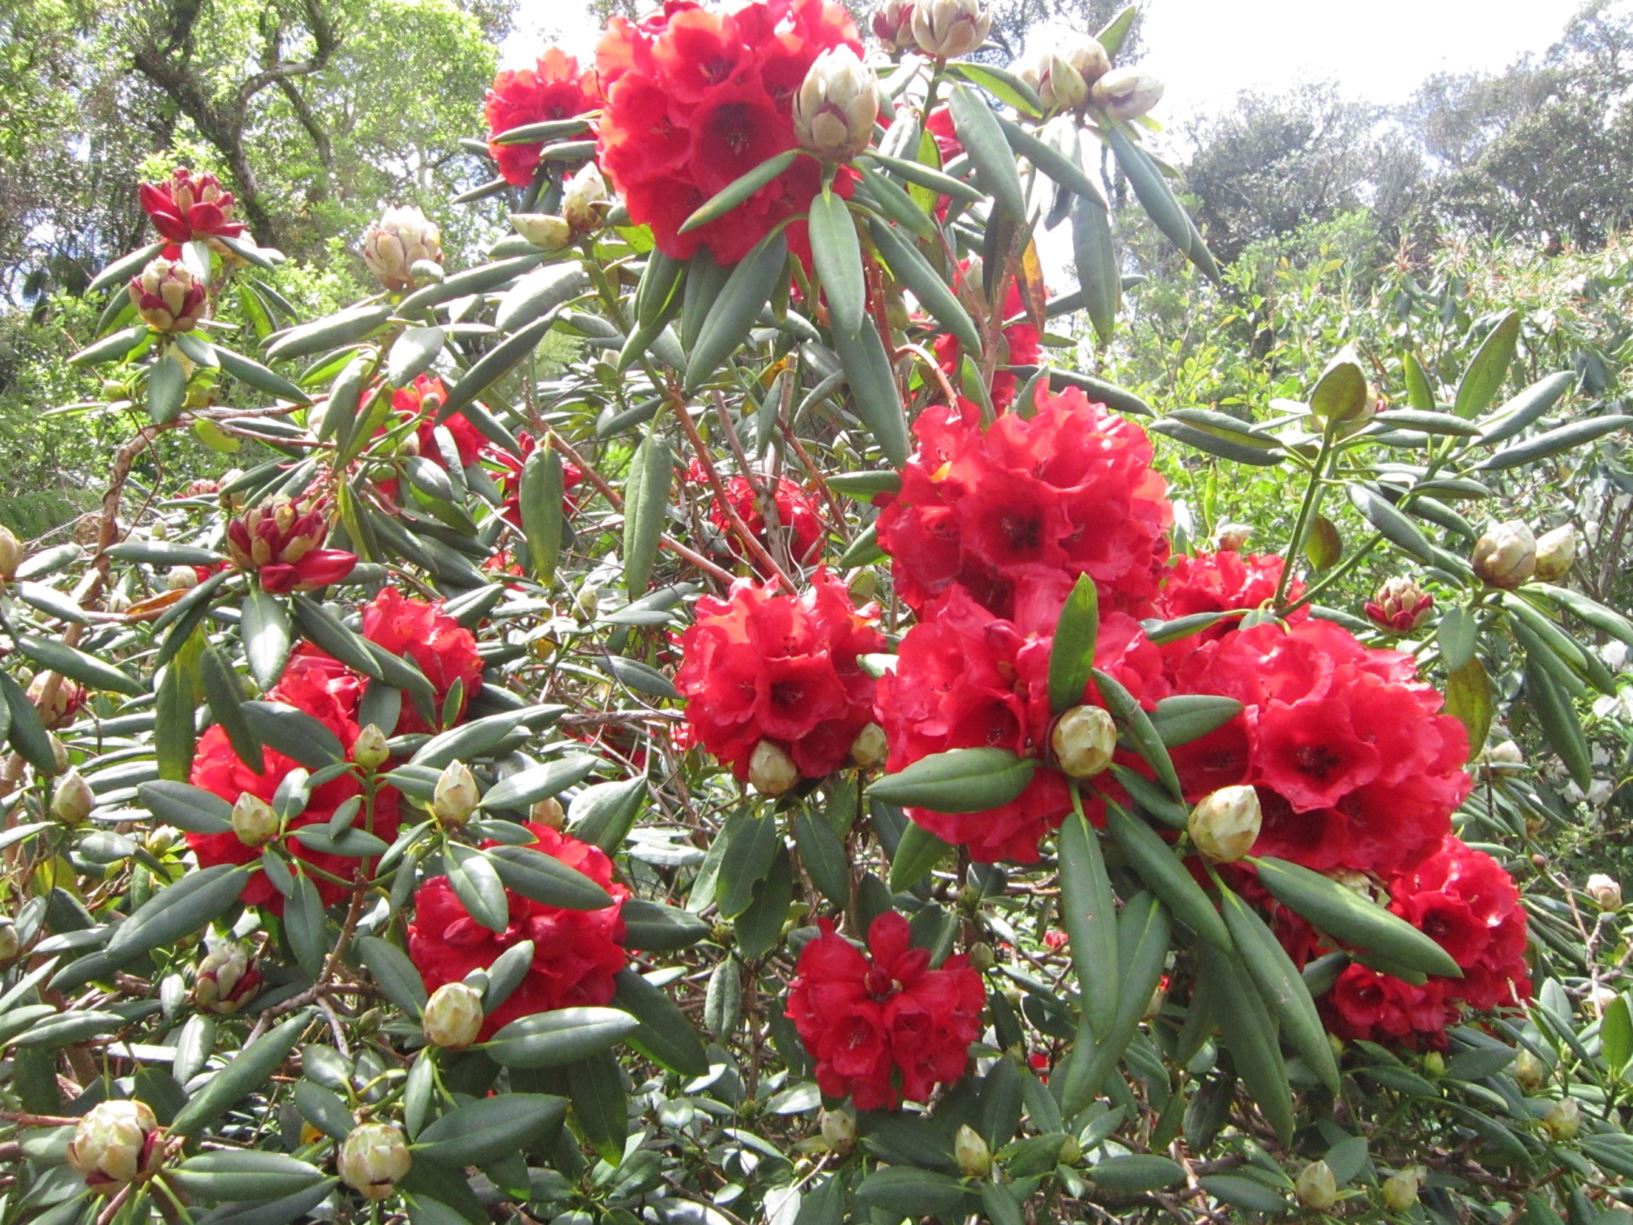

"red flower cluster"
[596,0,860,264]
[787,912,984,1109]
[224,497,358,595]
[931,269,1042,411]
[408,824,629,1039]
[485,50,602,187]
[874,571,1165,862]
[188,654,401,911]
[686,459,825,571]
[1165,618,1470,876]
[138,168,245,244]
[1154,550,1302,642]
[1324,837,1530,1044]
[675,570,883,780]
[876,388,1172,619]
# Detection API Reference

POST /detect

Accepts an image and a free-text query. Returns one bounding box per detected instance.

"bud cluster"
[66,1100,164,1191]
[129,257,207,333]
[795,46,880,162]
[1364,576,1434,634]
[362,206,443,291]
[225,496,358,594]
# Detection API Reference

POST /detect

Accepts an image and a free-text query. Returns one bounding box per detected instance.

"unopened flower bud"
[0,917,19,963]
[1214,522,1251,552]
[422,981,484,1049]
[1058,1135,1082,1165]
[1187,784,1261,863]
[871,0,917,49]
[1513,1047,1545,1092]
[0,525,23,580]
[512,212,573,251]
[194,941,260,1014]
[529,796,567,830]
[1590,985,1619,1017]
[1020,48,1088,112]
[353,724,390,771]
[1091,66,1164,120]
[953,1123,991,1177]
[432,760,479,827]
[231,793,280,847]
[562,163,612,234]
[749,740,799,797]
[1364,577,1434,634]
[338,1122,412,1201]
[164,564,198,591]
[968,941,996,971]
[129,257,207,333]
[1050,705,1117,779]
[850,722,889,769]
[1489,739,1524,767]
[48,734,70,775]
[795,46,880,162]
[1542,1097,1581,1141]
[51,769,94,826]
[66,1100,163,1190]
[1294,1160,1338,1210]
[1587,873,1622,911]
[1422,1049,1445,1078]
[1382,1167,1421,1211]
[362,206,442,292]
[1472,521,1536,589]
[1533,524,1576,583]
[820,1107,856,1155]
[911,0,991,59]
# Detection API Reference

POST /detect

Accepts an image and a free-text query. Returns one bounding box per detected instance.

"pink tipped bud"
[362,206,442,291]
[129,257,207,333]
[795,46,880,162]
[1364,576,1434,634]
[338,1123,412,1201]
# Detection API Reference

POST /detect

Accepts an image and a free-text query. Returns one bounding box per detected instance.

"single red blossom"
[408,824,629,1039]
[685,459,826,571]
[674,570,883,780]
[392,375,485,469]
[359,588,483,734]
[187,654,400,912]
[485,49,602,187]
[786,912,984,1110]
[138,168,246,244]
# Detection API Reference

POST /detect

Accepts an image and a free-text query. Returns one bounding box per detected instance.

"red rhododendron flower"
[138,168,246,244]
[685,459,826,572]
[359,588,483,734]
[874,570,1167,863]
[485,50,602,187]
[597,0,861,264]
[932,266,1042,411]
[674,570,883,780]
[786,912,984,1110]
[408,824,629,1039]
[187,655,400,911]
[1154,551,1303,651]
[393,375,485,470]
[876,388,1172,620]
[224,497,358,594]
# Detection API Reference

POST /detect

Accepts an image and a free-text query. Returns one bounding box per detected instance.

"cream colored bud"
[529,796,566,830]
[1542,1097,1581,1141]
[1381,1167,1421,1211]
[1091,66,1164,120]
[422,981,484,1049]
[66,1100,161,1190]
[1022,48,1088,112]
[432,760,480,827]
[51,769,94,826]
[1294,1160,1338,1210]
[1587,873,1622,911]
[1058,1135,1082,1166]
[1472,521,1537,589]
[1489,739,1524,767]
[969,940,996,970]
[794,46,880,161]
[362,206,442,291]
[953,1123,991,1177]
[1187,784,1262,862]
[194,941,258,1014]
[1533,524,1577,583]
[1513,1047,1545,1092]
[353,724,390,771]
[1050,705,1117,779]
[1422,1050,1445,1079]
[1061,33,1111,87]
[850,722,889,769]
[163,565,198,591]
[562,163,611,234]
[1590,985,1620,1017]
[48,734,70,775]
[911,0,991,59]
[231,792,280,847]
[512,213,573,251]
[1214,522,1252,551]
[338,1123,412,1201]
[0,525,23,580]
[0,917,19,963]
[748,740,799,797]
[870,0,917,50]
[820,1107,856,1154]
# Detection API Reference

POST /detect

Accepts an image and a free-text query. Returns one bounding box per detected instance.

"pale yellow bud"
[51,769,94,826]
[0,525,23,580]
[362,206,442,291]
[1187,784,1262,863]
[1214,522,1252,552]
[820,1107,856,1155]
[529,796,566,830]
[338,1123,412,1201]
[1050,705,1117,779]
[748,741,799,797]
[231,792,280,847]
[1533,524,1577,583]
[512,213,573,251]
[1472,521,1537,589]
[1513,1047,1545,1092]
[850,722,889,769]
[0,917,19,963]
[953,1123,990,1177]
[1381,1167,1421,1211]
[432,760,480,827]
[794,46,880,161]
[562,163,612,234]
[1091,66,1164,120]
[164,565,198,591]
[1488,739,1524,767]
[911,0,991,59]
[1294,1160,1338,1210]
[422,982,485,1049]
[66,1100,162,1190]
[353,724,390,771]
[1542,1097,1580,1141]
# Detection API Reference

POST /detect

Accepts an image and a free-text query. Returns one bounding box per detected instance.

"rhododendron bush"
[4,2,1633,1223]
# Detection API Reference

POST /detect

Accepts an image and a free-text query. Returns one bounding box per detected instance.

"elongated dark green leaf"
[200,644,264,773]
[867,220,980,353]
[147,354,188,424]
[622,432,672,596]
[291,595,385,681]
[568,1053,626,1164]
[734,843,794,959]
[265,305,390,362]
[1524,653,1591,790]
[107,864,249,959]
[415,1094,568,1165]
[613,969,709,1077]
[241,587,292,691]
[1070,189,1118,344]
[1444,656,1492,762]
[0,671,54,773]
[866,151,985,203]
[488,844,615,910]
[1213,955,1294,1144]
[1062,892,1170,1112]
[139,780,232,832]
[1148,420,1285,465]
[856,165,937,239]
[855,1168,968,1217]
[948,85,1028,224]
[1094,668,1181,796]
[1059,810,1118,1037]
[684,232,788,390]
[1453,310,1520,419]
[1348,484,1435,564]
[170,1150,326,1201]
[357,935,428,1017]
[1437,606,1477,673]
[888,820,952,890]
[832,319,909,466]
[88,240,166,295]
[1106,805,1230,950]
[1477,370,1574,443]
[1476,414,1632,471]
[16,634,142,696]
[998,117,1104,203]
[480,1008,638,1068]
[1148,695,1243,748]
[241,701,344,767]
[519,445,565,584]
[437,315,553,438]
[1048,574,1100,715]
[446,845,509,933]
[794,809,850,904]
[387,326,444,386]
[285,873,327,979]
[680,150,800,234]
[569,775,647,853]
[483,755,600,811]
[1104,125,1220,281]
[869,747,1036,813]
[808,187,865,338]
[494,265,588,333]
[171,1011,310,1135]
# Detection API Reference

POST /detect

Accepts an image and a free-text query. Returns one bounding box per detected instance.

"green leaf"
[241,588,293,692]
[1477,370,1575,444]
[808,187,865,338]
[1149,695,1243,748]
[856,1168,968,1217]
[621,898,710,950]
[948,85,1028,224]
[414,1094,567,1166]
[482,756,600,811]
[1105,805,1230,950]
[15,634,143,696]
[998,117,1105,204]
[519,445,566,584]
[155,632,202,781]
[294,1081,355,1142]
[357,936,428,1018]
[567,1053,627,1164]
[290,595,385,682]
[1059,810,1118,1038]
[734,843,794,959]
[170,1151,326,1203]
[1212,954,1295,1145]
[1402,350,1433,411]
[717,810,781,919]
[622,432,672,597]
[446,845,510,933]
[1048,574,1100,715]
[265,304,391,362]
[171,1012,310,1136]
[107,864,249,960]
[1062,892,1170,1112]
[949,60,1044,116]
[494,265,589,333]
[1103,125,1220,282]
[438,313,553,434]
[867,219,981,354]
[569,775,647,853]
[488,844,615,910]
[832,319,910,467]
[680,149,800,233]
[147,354,189,424]
[1094,668,1181,797]
[888,820,953,890]
[1603,996,1632,1074]
[1251,856,1463,978]
[1476,414,1633,471]
[1523,653,1591,790]
[613,968,709,1077]
[0,671,54,774]
[684,231,788,390]
[480,1008,639,1068]
[214,344,308,404]
[387,326,444,386]
[794,809,850,904]
[868,746,1037,813]
[1070,189,1119,344]
[866,152,985,204]
[200,644,264,772]
[1437,607,1478,673]
[1310,350,1368,422]
[1347,484,1436,564]
[1088,1155,1186,1192]
[87,240,166,294]
[1453,310,1520,418]
[1445,656,1492,759]
[241,700,345,767]
[285,874,327,980]
[139,780,233,833]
